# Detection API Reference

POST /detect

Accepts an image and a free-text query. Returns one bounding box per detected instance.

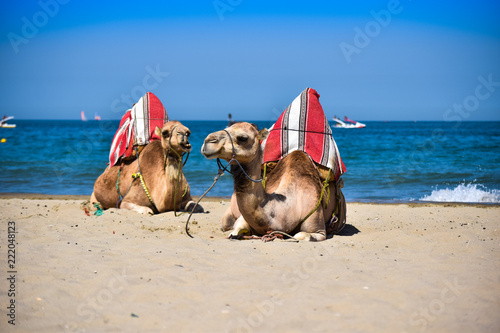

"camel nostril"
[204,137,218,144]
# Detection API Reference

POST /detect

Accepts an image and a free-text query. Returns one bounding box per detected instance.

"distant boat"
[81,111,87,122]
[333,116,366,129]
[0,116,16,128]
[94,113,101,121]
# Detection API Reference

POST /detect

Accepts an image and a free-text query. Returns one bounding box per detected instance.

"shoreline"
[0,192,498,207]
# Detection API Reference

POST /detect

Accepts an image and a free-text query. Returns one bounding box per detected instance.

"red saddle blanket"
[262,88,346,181]
[108,92,169,167]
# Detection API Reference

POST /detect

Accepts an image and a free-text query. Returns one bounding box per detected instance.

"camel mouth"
[181,143,192,152]
[201,150,219,159]
[201,143,221,159]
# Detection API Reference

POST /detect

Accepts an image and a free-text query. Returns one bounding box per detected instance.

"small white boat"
[0,116,16,128]
[333,116,366,129]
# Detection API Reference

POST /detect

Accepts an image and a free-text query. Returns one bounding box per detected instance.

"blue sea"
[1,120,499,204]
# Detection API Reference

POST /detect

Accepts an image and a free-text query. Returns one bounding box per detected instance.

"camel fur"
[91,120,203,215]
[202,122,344,241]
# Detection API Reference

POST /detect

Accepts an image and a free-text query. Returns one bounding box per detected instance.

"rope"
[231,230,299,242]
[262,163,267,190]
[166,125,191,216]
[185,166,228,238]
[215,129,263,183]
[300,170,331,224]
[93,203,104,216]
[134,147,159,214]
[262,231,299,242]
[269,127,333,136]
[115,162,136,208]
[185,129,267,238]
[131,172,156,210]
[167,147,183,217]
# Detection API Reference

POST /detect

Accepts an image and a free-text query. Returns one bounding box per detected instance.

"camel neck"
[231,151,268,228]
[231,151,263,193]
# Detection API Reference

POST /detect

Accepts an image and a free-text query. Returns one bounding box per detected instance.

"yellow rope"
[262,163,267,190]
[300,171,331,224]
[132,172,155,208]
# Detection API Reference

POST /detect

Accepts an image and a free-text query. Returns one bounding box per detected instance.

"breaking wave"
[420,183,500,203]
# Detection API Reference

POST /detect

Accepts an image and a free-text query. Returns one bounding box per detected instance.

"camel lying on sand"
[201,122,344,241]
[91,121,203,215]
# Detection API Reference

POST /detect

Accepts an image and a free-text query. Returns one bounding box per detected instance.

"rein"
[185,159,230,238]
[216,129,263,183]
[115,134,190,215]
[185,129,263,237]
[166,124,191,216]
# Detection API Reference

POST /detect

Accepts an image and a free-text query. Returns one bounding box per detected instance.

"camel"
[201,122,345,241]
[91,120,203,215]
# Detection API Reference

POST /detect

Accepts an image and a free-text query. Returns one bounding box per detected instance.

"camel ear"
[156,126,169,138]
[258,128,269,141]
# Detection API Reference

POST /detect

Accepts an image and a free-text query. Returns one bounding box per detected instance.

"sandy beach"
[0,196,499,332]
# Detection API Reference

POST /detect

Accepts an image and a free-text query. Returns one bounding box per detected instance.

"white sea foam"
[420,183,500,203]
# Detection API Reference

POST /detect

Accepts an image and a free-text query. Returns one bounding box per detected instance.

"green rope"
[93,203,104,216]
[116,168,122,198]
[115,164,136,208]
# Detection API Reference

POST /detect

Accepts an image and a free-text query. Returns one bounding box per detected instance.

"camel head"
[202,122,269,164]
[155,120,192,155]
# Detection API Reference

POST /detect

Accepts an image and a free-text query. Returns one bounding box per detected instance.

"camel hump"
[286,150,337,183]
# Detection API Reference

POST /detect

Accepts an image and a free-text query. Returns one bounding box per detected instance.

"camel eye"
[162,130,169,138]
[237,135,249,143]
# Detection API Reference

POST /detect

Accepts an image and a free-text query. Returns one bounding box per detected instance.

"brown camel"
[91,120,203,215]
[201,122,344,241]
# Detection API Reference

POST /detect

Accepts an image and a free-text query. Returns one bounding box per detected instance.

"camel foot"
[120,201,154,215]
[228,216,252,238]
[293,232,326,242]
[184,201,204,213]
[228,228,251,239]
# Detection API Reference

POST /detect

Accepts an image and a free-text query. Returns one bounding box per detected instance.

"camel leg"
[221,206,237,231]
[89,191,98,211]
[294,211,327,241]
[222,193,241,231]
[120,201,154,215]
[228,216,251,238]
[293,231,326,242]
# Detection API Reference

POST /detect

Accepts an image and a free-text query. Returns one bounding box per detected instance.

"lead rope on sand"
[185,167,226,238]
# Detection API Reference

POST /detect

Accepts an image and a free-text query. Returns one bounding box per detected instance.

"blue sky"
[1,0,499,121]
